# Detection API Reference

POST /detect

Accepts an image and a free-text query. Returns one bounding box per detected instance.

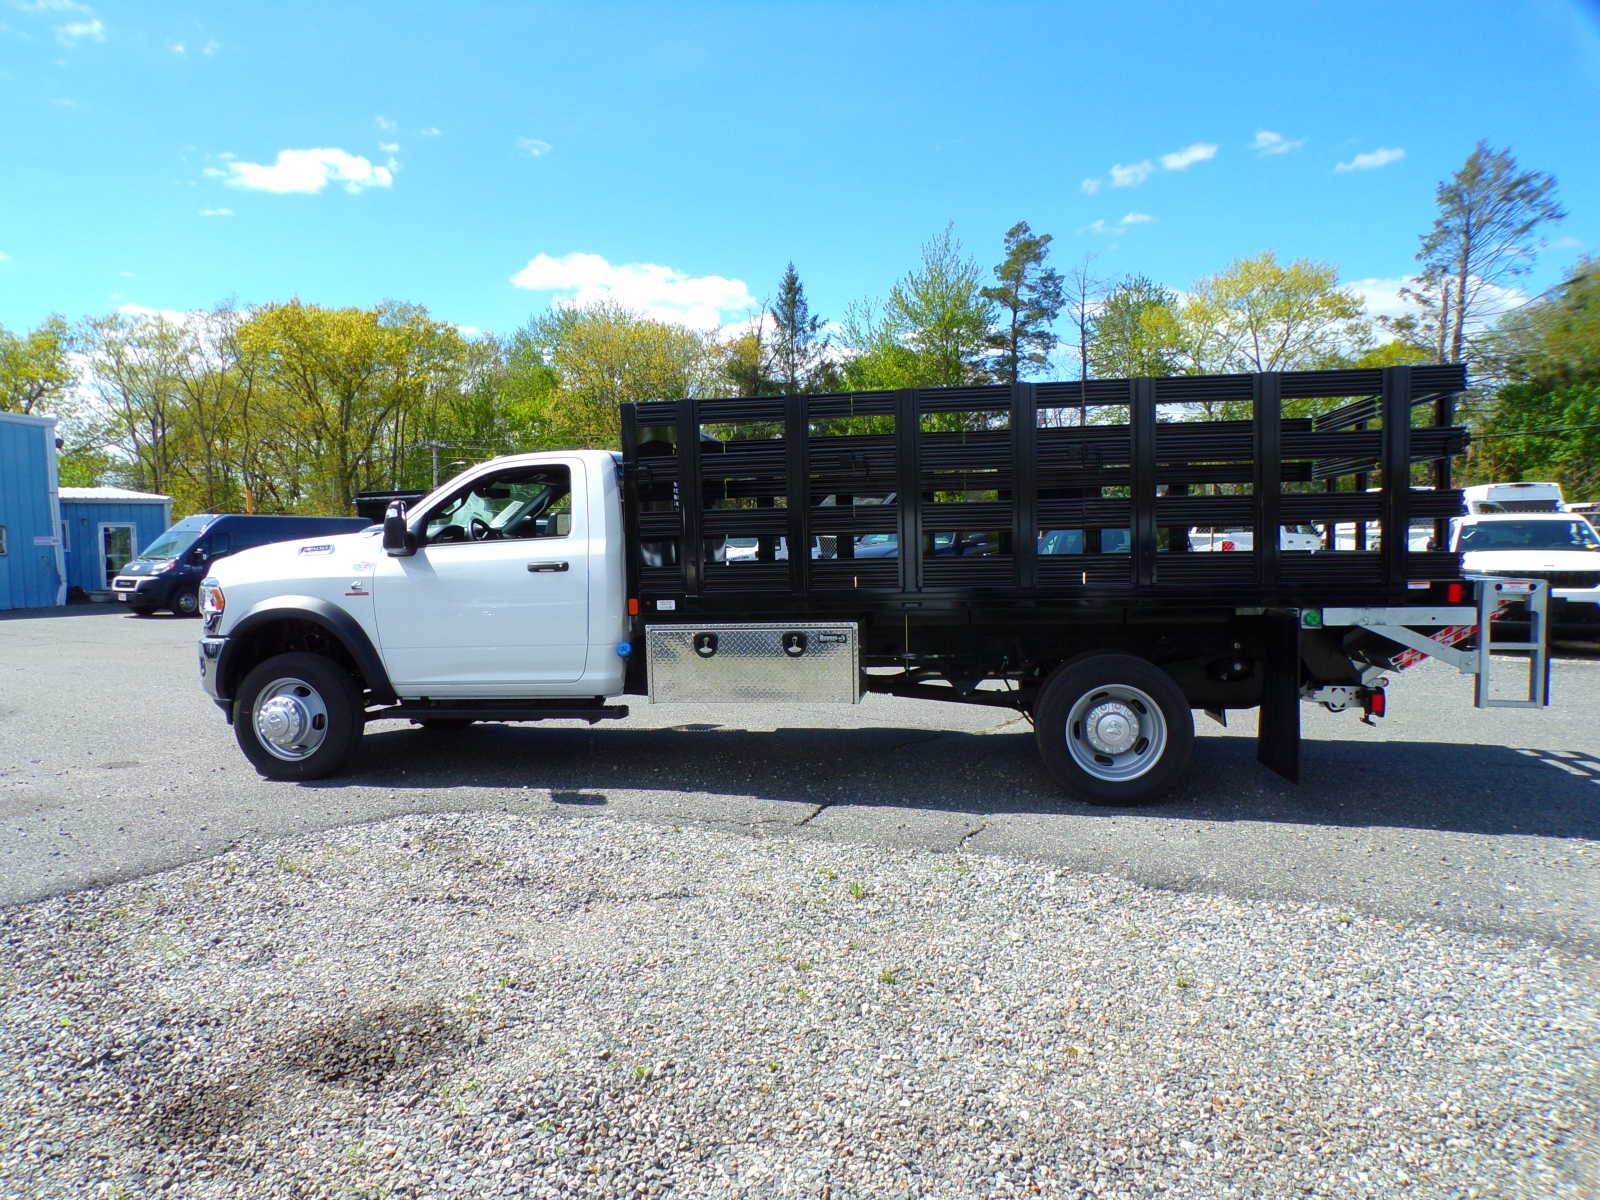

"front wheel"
[233,652,364,781]
[1033,653,1194,805]
[171,587,200,617]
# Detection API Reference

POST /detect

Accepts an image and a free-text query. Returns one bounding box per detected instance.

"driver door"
[372,459,589,695]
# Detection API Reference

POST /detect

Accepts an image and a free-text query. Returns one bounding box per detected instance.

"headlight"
[199,580,225,616]
[149,559,176,573]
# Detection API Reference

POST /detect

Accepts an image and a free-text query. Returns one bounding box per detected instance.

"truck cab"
[198,450,629,777]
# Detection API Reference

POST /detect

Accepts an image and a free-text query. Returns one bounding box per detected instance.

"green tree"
[1412,141,1564,366]
[770,263,836,394]
[1475,259,1600,493]
[1088,275,1178,379]
[841,224,996,390]
[523,299,719,447]
[79,310,189,495]
[1155,252,1369,395]
[239,300,466,513]
[981,222,1064,384]
[716,315,780,398]
[0,317,74,415]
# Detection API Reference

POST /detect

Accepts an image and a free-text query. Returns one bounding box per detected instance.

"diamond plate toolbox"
[645,623,861,704]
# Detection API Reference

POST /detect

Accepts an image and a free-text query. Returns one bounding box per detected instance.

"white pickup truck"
[1453,512,1600,634]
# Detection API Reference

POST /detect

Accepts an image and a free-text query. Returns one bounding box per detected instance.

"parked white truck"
[197,367,1551,803]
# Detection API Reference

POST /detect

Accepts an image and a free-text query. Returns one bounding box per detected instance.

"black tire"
[171,587,200,617]
[233,652,364,781]
[1033,653,1194,805]
[417,718,475,731]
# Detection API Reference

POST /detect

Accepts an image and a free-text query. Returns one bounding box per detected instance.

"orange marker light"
[627,597,640,616]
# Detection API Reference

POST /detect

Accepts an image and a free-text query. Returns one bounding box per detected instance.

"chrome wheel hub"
[1064,683,1167,782]
[1084,701,1139,754]
[253,677,328,762]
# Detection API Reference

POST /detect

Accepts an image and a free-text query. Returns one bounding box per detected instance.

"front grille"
[111,578,139,591]
[1530,572,1600,590]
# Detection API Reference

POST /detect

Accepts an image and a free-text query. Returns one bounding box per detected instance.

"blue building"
[59,487,173,596]
[0,410,66,610]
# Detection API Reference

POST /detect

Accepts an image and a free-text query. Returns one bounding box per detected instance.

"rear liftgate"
[1259,576,1551,782]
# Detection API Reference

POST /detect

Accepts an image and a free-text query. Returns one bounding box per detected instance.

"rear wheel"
[233,652,364,781]
[1034,653,1193,805]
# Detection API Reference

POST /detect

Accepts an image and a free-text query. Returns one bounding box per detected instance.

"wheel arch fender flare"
[223,596,397,706]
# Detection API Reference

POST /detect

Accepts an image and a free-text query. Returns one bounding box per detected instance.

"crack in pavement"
[796,804,832,827]
[957,821,989,849]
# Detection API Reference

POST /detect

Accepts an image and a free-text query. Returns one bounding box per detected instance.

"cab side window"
[424,465,573,546]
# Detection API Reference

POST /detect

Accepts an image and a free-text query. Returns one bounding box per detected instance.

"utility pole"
[416,440,448,488]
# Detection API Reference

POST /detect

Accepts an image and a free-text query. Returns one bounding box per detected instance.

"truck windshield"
[137,517,209,560]
[1459,519,1600,552]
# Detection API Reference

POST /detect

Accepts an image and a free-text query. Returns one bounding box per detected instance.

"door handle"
[527,561,570,572]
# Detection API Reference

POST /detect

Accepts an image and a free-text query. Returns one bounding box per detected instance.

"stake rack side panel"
[621,365,1469,615]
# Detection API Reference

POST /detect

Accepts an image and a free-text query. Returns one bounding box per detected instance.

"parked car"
[1188,525,1324,552]
[111,513,370,615]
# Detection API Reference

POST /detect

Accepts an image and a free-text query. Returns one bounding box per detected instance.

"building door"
[98,523,136,590]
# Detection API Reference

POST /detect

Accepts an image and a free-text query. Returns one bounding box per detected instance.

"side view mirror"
[383,501,416,557]
[186,545,207,565]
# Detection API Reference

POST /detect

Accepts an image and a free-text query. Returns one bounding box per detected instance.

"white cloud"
[199,207,232,216]
[207,148,394,194]
[201,38,219,55]
[1109,159,1154,188]
[1082,140,1218,192]
[516,137,552,158]
[1336,146,1405,172]
[419,127,442,137]
[0,250,10,263]
[169,40,185,54]
[55,16,103,43]
[378,140,400,154]
[1348,274,1528,339]
[1158,142,1217,171]
[1079,212,1156,237]
[456,324,484,338]
[17,0,90,11]
[1251,129,1304,156]
[509,251,756,330]
[115,303,190,325]
[375,115,397,131]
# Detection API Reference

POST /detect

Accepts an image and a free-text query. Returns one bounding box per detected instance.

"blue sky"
[2,0,1597,351]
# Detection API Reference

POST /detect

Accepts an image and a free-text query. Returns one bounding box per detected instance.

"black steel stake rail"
[621,365,1469,618]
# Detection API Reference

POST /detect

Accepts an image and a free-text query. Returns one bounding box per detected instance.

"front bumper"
[111,575,169,607]
[199,635,231,713]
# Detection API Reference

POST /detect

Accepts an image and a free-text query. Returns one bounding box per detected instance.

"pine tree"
[981,221,1065,384]
[770,263,832,394]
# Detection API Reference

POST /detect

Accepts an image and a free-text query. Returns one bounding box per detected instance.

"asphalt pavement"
[2,604,1597,949]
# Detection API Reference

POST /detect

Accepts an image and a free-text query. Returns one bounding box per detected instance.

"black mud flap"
[1257,610,1301,783]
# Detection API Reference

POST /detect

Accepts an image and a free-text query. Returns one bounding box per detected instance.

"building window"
[0,525,8,556]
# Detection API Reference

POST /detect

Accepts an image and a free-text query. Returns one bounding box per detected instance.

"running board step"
[382,702,630,724]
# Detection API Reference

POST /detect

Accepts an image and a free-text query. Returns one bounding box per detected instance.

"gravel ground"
[1,812,1594,1199]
